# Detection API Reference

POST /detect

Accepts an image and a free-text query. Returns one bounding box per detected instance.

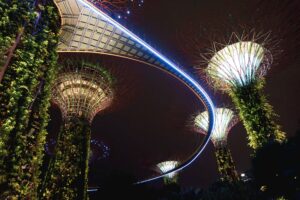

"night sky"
[48,0,300,188]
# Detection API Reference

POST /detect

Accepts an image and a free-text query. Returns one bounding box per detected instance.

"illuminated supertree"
[205,32,285,150]
[41,60,113,199]
[156,161,179,185]
[194,108,239,182]
[88,0,144,20]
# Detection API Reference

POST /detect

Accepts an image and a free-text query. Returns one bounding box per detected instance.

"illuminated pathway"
[54,0,215,184]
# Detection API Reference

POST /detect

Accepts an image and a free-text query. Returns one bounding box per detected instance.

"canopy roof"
[55,0,165,67]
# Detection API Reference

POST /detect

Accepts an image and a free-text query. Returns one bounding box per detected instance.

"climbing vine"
[215,143,239,183]
[229,79,286,150]
[41,117,90,200]
[0,0,60,199]
[0,0,36,77]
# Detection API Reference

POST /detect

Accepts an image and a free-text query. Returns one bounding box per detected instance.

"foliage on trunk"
[215,143,239,183]
[229,79,285,150]
[41,117,90,200]
[0,0,36,70]
[0,0,60,198]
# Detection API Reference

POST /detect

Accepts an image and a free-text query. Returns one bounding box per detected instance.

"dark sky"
[48,0,300,188]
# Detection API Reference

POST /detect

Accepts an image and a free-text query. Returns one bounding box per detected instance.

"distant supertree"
[205,32,285,150]
[41,60,113,199]
[156,161,179,185]
[194,108,239,182]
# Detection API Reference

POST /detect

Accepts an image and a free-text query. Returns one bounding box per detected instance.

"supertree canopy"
[40,60,113,200]
[52,61,113,122]
[207,41,270,90]
[157,161,179,184]
[205,33,285,150]
[195,108,239,182]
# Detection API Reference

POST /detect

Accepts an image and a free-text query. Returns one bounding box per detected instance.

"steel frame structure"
[52,62,113,122]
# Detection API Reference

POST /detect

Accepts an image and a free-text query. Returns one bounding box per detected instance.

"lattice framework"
[55,0,165,68]
[52,61,113,122]
[205,32,274,91]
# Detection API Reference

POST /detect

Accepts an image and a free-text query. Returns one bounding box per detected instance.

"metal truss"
[55,0,165,67]
[52,61,113,122]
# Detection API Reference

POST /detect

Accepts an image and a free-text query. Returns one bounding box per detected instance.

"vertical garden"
[41,117,91,200]
[214,142,239,182]
[205,40,286,150]
[194,108,240,182]
[0,0,60,199]
[40,60,114,199]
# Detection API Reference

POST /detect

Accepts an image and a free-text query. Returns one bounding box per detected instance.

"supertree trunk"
[0,1,60,198]
[163,174,179,185]
[230,79,285,150]
[41,117,91,200]
[215,142,239,183]
[41,60,113,199]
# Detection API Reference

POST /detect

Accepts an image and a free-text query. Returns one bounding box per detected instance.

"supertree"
[156,161,179,185]
[204,32,285,150]
[40,60,113,199]
[194,108,239,182]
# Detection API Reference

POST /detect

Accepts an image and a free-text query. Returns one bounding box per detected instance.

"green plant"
[205,38,286,151]
[215,144,239,182]
[230,79,285,150]
[0,1,60,198]
[0,0,37,74]
[41,117,91,200]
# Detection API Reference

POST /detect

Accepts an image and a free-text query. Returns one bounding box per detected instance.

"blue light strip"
[87,188,100,192]
[77,0,215,184]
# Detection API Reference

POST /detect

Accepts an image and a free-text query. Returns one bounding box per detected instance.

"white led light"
[157,161,179,179]
[208,42,265,88]
[195,108,238,144]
